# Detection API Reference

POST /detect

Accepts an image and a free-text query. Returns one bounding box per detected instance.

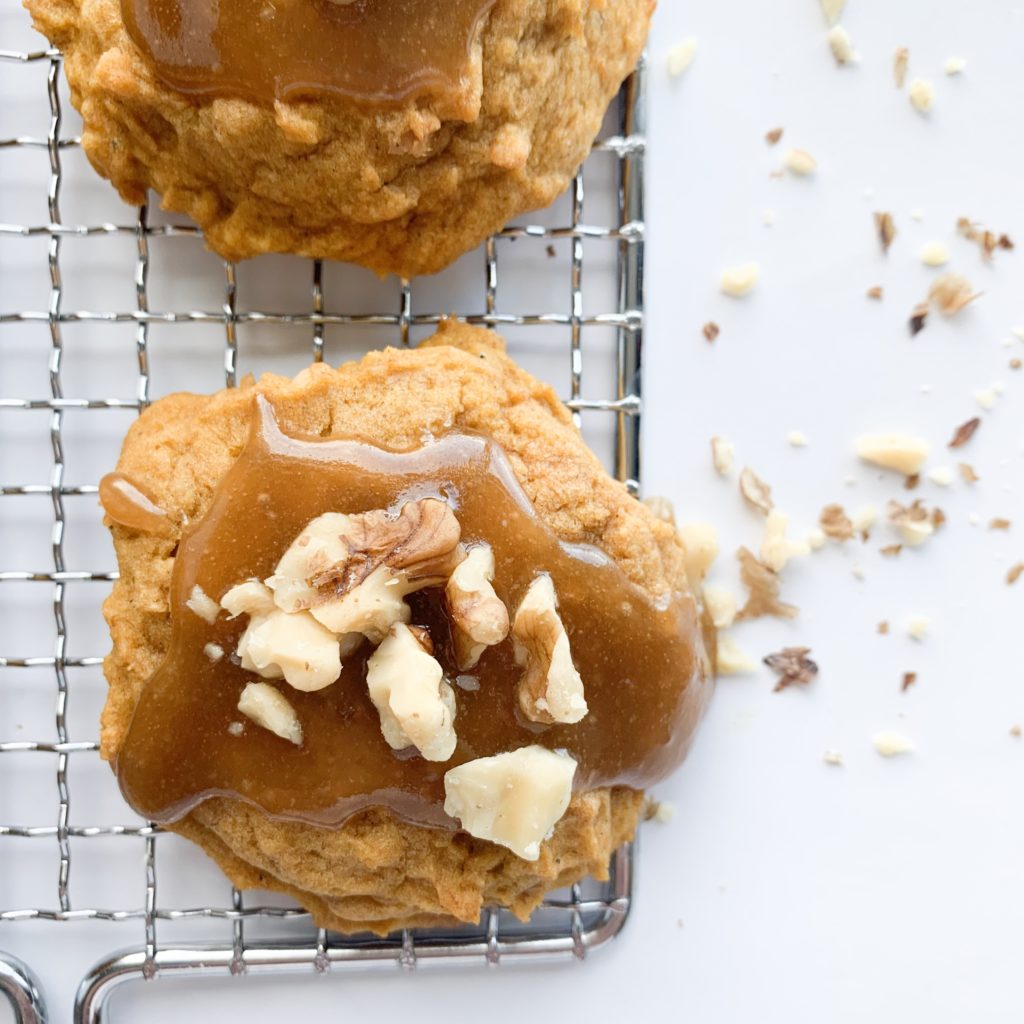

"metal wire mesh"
[0,38,645,1023]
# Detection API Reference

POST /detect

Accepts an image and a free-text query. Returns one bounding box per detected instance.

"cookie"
[100,322,711,934]
[25,0,654,278]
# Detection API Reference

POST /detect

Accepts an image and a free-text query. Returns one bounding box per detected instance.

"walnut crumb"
[820,504,854,541]
[904,473,921,491]
[920,241,949,267]
[1011,725,1022,738]
[720,262,760,297]
[956,217,1014,261]
[909,78,935,113]
[827,25,857,65]
[866,286,884,300]
[901,671,918,692]
[1008,563,1024,586]
[819,0,845,25]
[739,467,774,516]
[877,620,890,634]
[1010,358,1022,371]
[735,547,798,622]
[959,463,979,484]
[703,321,720,343]
[908,302,929,336]
[929,273,980,316]
[880,544,903,557]
[874,211,897,253]
[763,647,818,692]
[667,38,698,78]
[893,47,909,88]
[989,518,1012,531]
[765,126,784,145]
[823,750,844,766]
[710,436,735,476]
[948,417,981,448]
[944,56,967,75]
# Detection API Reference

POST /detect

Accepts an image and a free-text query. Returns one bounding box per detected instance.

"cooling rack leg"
[0,952,48,1024]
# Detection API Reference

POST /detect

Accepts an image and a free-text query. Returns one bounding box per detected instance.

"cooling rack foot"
[0,952,48,1024]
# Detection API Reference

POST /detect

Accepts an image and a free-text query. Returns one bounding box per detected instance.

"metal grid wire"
[0,38,645,1024]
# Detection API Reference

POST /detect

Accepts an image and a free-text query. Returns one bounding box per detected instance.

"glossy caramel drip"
[99,472,175,537]
[115,399,711,829]
[121,0,496,105]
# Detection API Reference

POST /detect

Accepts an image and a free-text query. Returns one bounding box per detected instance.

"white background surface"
[3,0,1024,1020]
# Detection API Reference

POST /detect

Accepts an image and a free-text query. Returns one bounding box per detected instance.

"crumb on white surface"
[855,433,930,475]
[827,25,857,65]
[873,731,915,757]
[893,47,909,88]
[716,635,758,675]
[851,505,878,534]
[920,241,949,267]
[944,56,967,75]
[974,387,998,410]
[927,466,955,487]
[909,79,935,113]
[807,528,827,550]
[819,0,845,25]
[823,750,844,766]
[720,262,760,297]
[787,430,810,447]
[906,614,931,641]
[763,207,777,226]
[711,435,735,476]
[703,584,738,630]
[910,208,925,222]
[667,38,698,77]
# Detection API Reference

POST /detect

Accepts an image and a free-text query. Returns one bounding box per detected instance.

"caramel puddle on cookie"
[122,0,495,106]
[98,472,176,537]
[116,397,711,829]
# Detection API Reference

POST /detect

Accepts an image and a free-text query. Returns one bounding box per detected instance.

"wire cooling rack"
[0,27,646,1024]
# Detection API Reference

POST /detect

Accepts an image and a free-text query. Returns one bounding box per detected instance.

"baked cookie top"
[99,322,711,931]
[26,0,654,277]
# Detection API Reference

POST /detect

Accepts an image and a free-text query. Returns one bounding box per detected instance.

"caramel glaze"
[115,398,711,830]
[99,472,176,538]
[121,0,496,106]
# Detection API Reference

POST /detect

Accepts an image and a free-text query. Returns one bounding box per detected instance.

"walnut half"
[445,544,509,669]
[512,575,588,725]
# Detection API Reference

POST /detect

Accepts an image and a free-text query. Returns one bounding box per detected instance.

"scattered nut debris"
[874,211,897,253]
[643,798,676,823]
[855,433,930,475]
[852,505,877,537]
[1010,358,1022,371]
[851,563,865,581]
[739,467,774,515]
[716,634,758,674]
[720,262,760,297]
[907,614,930,641]
[903,473,921,491]
[819,0,845,25]
[880,544,903,557]
[736,547,798,621]
[227,721,244,738]
[763,647,818,692]
[958,462,979,484]
[908,302,929,336]
[929,273,979,315]
[784,148,818,176]
[763,208,777,226]
[910,208,925,222]
[761,510,810,571]
[787,430,810,447]
[203,642,224,663]
[901,671,918,692]
[872,731,915,757]
[827,25,857,65]
[956,217,1014,261]
[703,584,738,630]
[667,38,698,78]
[823,750,844,766]
[944,56,967,75]
[711,436,735,476]
[1008,563,1024,586]
[948,417,981,448]
[974,388,997,410]
[186,584,220,624]
[990,518,1012,531]
[1011,725,1022,738]
[866,285,884,300]
[877,620,890,634]
[908,78,935,113]
[919,241,949,267]
[545,244,556,259]
[807,528,827,550]
[820,503,854,541]
[893,47,909,88]
[765,126,784,146]
[888,499,943,546]
[927,466,954,487]
[703,321,720,343]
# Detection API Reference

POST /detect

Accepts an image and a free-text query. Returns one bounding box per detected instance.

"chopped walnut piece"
[1008,563,1024,586]
[893,47,909,88]
[735,547,798,622]
[877,620,890,634]
[929,273,979,315]
[667,38,698,77]
[720,263,760,297]
[927,466,954,487]
[267,499,465,643]
[907,615,930,641]
[1011,358,1022,371]
[761,510,810,572]
[784,148,818,175]
[959,463,979,484]
[679,522,719,588]
[237,682,303,746]
[948,417,981,448]
[855,433,930,475]
[819,0,845,25]
[820,504,854,541]
[908,303,929,336]
[642,799,676,824]
[823,750,844,766]
[702,321,721,343]
[765,127,784,146]
[888,500,941,547]
[739,467,774,515]
[901,671,918,692]
[366,623,456,761]
[185,584,220,624]
[866,286,884,300]
[957,217,1014,261]
[873,731,915,758]
[880,544,903,557]
[1011,725,1022,738]
[763,647,818,692]
[716,634,758,675]
[827,25,856,65]
[787,430,810,447]
[852,505,877,537]
[445,544,509,670]
[904,473,921,491]
[908,78,935,113]
[512,575,587,725]
[920,241,949,267]
[703,584,738,629]
[874,211,897,253]
[711,437,735,476]
[990,518,1012,531]
[944,56,967,75]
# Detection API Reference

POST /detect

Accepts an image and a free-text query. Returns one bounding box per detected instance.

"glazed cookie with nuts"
[99,321,712,934]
